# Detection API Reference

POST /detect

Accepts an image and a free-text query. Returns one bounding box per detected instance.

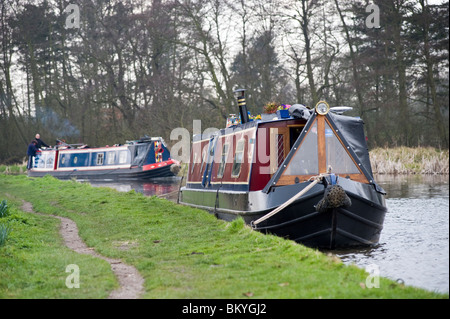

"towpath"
[20,201,144,299]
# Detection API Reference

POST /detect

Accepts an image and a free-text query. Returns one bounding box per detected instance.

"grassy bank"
[0,175,446,299]
[370,147,449,175]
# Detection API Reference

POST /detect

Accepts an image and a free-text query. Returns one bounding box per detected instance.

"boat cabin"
[30,136,177,179]
[186,101,376,194]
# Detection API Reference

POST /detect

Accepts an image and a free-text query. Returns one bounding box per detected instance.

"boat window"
[248,135,256,164]
[217,143,229,178]
[199,144,208,174]
[119,151,128,164]
[46,153,54,168]
[96,153,104,165]
[191,153,197,174]
[231,139,245,178]
[106,151,116,165]
[284,121,319,175]
[325,122,360,174]
[37,153,46,168]
[134,145,148,163]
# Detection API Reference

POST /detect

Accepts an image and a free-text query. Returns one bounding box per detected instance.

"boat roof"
[192,120,259,142]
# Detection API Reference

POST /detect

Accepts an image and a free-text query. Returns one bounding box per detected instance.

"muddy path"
[21,201,144,299]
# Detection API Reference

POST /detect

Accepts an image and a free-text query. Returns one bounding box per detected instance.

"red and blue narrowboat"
[179,90,387,249]
[28,136,180,180]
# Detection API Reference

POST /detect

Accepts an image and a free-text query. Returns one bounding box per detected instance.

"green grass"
[0,198,116,298]
[0,174,447,299]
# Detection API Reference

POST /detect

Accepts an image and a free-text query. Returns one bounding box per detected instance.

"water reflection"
[376,174,449,199]
[88,177,183,200]
[335,174,449,294]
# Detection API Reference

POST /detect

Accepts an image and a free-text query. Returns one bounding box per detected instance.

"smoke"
[35,108,80,138]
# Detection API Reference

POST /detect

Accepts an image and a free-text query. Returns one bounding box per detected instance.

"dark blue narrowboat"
[180,90,387,249]
[28,136,181,181]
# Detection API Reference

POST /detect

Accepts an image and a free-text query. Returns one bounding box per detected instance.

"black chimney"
[234,88,249,124]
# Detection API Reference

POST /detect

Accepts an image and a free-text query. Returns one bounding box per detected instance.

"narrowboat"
[179,90,387,249]
[28,136,181,181]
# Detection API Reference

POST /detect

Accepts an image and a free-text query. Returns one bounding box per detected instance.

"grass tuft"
[0,200,11,246]
[0,199,9,218]
[0,222,11,247]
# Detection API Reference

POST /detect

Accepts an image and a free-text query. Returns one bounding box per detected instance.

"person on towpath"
[27,140,38,170]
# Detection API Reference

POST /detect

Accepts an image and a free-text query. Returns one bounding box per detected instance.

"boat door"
[201,134,218,187]
[269,124,304,175]
[269,127,289,175]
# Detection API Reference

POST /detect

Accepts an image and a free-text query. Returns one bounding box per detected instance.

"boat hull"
[250,192,386,249]
[180,180,386,249]
[28,163,176,181]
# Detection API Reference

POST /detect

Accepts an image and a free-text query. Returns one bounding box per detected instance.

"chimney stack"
[234,88,249,124]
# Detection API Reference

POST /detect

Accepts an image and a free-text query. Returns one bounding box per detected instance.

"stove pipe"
[234,88,248,124]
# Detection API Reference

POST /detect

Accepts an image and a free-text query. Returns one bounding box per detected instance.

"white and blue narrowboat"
[179,90,387,249]
[28,136,180,180]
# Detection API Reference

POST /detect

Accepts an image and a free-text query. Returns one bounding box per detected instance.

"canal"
[335,174,449,294]
[89,174,449,294]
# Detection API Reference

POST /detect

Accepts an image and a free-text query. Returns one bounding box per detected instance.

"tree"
[410,1,449,147]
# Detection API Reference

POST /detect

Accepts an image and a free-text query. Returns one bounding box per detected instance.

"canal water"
[334,174,449,294]
[90,174,449,294]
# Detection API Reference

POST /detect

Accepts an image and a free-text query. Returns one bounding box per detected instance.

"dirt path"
[21,201,144,299]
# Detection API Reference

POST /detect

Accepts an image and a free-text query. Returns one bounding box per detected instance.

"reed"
[0,164,26,175]
[370,147,449,175]
[0,200,10,246]
[0,222,11,247]
[0,200,9,218]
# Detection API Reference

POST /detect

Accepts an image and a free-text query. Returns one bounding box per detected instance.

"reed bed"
[370,147,449,175]
[0,164,26,175]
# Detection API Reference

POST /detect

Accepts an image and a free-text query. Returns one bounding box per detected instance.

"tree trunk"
[420,0,448,148]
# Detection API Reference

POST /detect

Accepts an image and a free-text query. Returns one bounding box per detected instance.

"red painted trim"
[142,159,176,171]
[54,150,59,170]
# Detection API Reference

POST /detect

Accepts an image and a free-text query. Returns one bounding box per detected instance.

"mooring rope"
[251,174,330,228]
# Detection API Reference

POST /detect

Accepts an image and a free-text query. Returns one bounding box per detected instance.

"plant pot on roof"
[261,102,280,121]
[277,104,291,118]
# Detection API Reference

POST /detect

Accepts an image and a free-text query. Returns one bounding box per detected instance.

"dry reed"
[370,147,449,175]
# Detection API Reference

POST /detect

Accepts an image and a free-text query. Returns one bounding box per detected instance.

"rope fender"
[315,184,352,213]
